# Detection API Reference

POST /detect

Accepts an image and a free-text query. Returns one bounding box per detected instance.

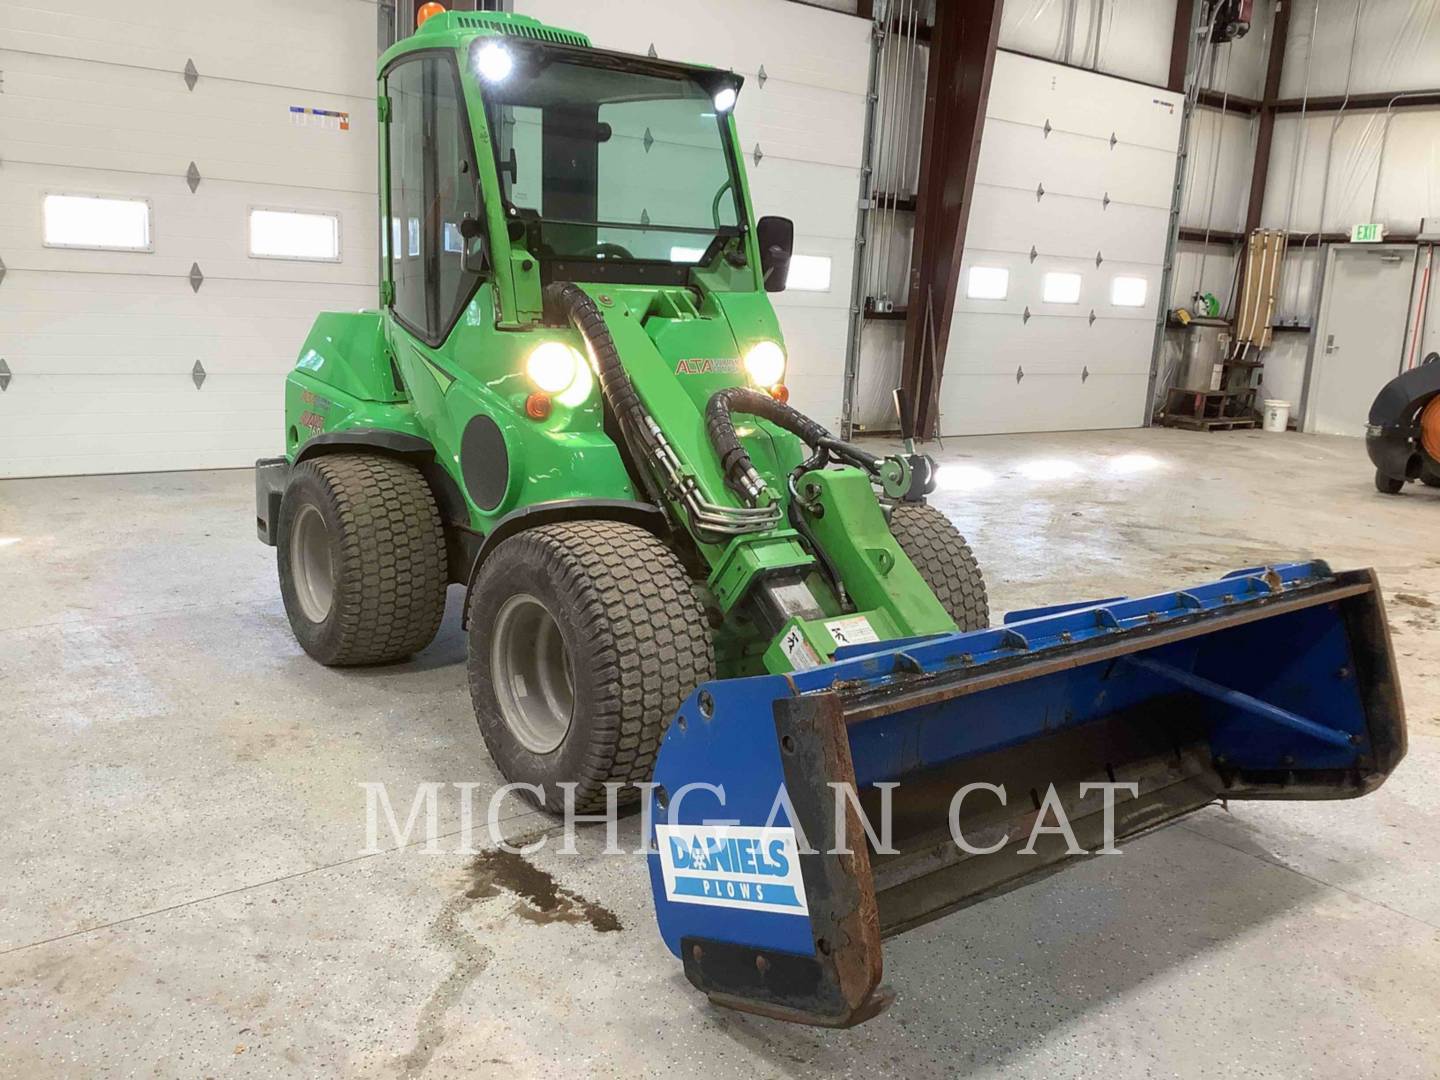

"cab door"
[382,51,489,416]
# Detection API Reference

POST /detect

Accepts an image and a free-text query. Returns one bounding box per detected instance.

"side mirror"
[756,215,794,293]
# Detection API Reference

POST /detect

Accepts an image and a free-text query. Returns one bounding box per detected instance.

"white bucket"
[1263,400,1292,433]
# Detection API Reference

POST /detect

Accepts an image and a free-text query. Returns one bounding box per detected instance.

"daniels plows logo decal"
[656,824,809,915]
[675,358,742,375]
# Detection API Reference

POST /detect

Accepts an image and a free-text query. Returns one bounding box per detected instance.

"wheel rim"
[490,593,574,755]
[290,503,335,623]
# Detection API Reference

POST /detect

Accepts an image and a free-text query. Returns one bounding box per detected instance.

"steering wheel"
[711,178,735,228]
[581,241,635,260]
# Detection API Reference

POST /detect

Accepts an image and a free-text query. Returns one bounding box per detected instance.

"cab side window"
[385,55,483,343]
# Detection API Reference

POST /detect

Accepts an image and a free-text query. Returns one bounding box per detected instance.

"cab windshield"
[475,45,743,266]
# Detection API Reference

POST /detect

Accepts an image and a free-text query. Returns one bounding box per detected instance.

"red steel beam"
[1169,0,1197,92]
[1244,0,1292,236]
[898,0,1003,439]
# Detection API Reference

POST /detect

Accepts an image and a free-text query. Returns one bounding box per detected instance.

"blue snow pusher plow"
[648,562,1405,1026]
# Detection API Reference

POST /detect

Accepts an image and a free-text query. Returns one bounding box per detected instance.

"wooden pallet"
[1160,413,1259,432]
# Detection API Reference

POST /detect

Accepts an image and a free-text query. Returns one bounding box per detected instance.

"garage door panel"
[2,272,373,315]
[0,168,378,283]
[768,233,852,314]
[947,314,1156,376]
[938,371,1149,436]
[987,51,1183,151]
[976,120,1177,209]
[963,185,1170,264]
[2,127,374,198]
[746,159,860,241]
[730,83,866,169]
[956,250,1159,325]
[1,53,374,192]
[1,0,376,99]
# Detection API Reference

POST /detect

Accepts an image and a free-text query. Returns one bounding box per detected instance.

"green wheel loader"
[257,10,1406,1027]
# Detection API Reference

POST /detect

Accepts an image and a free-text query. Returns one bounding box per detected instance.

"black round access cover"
[461,415,508,511]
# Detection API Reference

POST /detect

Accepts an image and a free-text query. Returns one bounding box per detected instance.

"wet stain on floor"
[465,848,622,933]
[1394,593,1436,609]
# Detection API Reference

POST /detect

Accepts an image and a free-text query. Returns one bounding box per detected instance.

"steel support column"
[1169,0,1198,92]
[897,0,1003,440]
[1244,0,1292,236]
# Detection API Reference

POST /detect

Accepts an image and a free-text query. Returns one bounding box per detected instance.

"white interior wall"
[1279,0,1440,98]
[1263,109,1440,235]
[1250,2,1440,420]
[1180,106,1256,234]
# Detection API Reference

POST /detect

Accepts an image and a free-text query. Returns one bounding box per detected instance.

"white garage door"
[516,0,869,433]
[0,0,377,478]
[938,51,1182,436]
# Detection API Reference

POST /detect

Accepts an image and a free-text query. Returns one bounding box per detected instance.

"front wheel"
[466,521,714,813]
[889,502,990,632]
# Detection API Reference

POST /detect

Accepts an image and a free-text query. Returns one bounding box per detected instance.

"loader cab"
[378,20,789,335]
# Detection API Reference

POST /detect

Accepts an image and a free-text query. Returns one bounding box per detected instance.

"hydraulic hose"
[542,283,781,541]
[542,282,665,507]
[705,387,880,503]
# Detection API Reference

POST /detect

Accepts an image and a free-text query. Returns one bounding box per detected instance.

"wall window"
[786,254,833,292]
[1110,275,1148,307]
[1042,271,1082,304]
[248,209,340,261]
[43,194,151,252]
[966,266,1009,300]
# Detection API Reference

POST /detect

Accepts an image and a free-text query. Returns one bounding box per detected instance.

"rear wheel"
[277,453,447,665]
[1420,465,1440,488]
[1375,468,1406,495]
[467,521,714,813]
[889,502,989,632]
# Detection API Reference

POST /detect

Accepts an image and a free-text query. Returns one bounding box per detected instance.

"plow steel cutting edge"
[646,561,1405,1027]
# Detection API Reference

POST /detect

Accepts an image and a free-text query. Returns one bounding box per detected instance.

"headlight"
[474,41,513,82]
[743,341,786,388]
[526,342,581,394]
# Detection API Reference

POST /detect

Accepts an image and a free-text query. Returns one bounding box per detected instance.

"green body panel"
[795,468,957,636]
[276,9,955,677]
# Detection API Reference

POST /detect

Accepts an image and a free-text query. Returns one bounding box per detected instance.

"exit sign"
[1351,222,1385,243]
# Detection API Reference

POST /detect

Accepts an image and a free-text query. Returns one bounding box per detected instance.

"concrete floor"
[1,427,1438,1078]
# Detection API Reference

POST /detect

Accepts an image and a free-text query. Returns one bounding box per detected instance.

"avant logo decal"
[675,358,742,375]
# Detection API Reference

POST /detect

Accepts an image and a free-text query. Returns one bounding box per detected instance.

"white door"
[515,0,869,432]
[1304,245,1418,437]
[0,0,378,478]
[938,51,1182,436]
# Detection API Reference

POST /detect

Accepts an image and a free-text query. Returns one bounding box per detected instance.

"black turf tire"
[1375,468,1406,495]
[277,454,447,666]
[889,502,990,632]
[1421,465,1440,488]
[467,521,714,814]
